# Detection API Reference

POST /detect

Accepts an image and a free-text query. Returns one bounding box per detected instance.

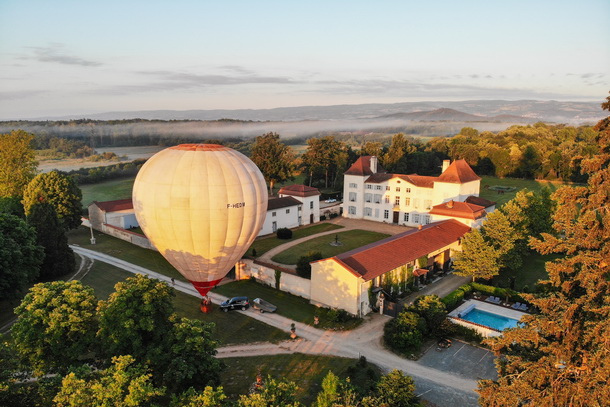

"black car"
[220,296,249,312]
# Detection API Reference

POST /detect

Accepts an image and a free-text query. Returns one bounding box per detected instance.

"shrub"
[329,213,338,219]
[276,228,292,239]
[295,250,323,279]
[408,295,447,338]
[320,215,327,221]
[383,311,425,354]
[442,290,465,311]
[451,323,484,344]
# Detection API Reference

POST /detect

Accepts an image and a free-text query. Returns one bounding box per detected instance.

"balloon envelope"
[132,144,268,296]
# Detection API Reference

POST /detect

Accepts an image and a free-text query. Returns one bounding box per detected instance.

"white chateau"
[342,156,495,228]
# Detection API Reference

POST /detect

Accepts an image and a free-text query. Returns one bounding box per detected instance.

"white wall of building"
[258,204,300,236]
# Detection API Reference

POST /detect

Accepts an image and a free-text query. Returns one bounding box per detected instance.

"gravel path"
[70,245,481,406]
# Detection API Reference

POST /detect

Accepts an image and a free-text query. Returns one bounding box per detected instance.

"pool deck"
[449,299,527,322]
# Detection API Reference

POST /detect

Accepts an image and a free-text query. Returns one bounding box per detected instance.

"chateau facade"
[342,156,494,228]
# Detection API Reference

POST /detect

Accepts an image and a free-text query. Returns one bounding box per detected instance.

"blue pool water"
[461,308,519,331]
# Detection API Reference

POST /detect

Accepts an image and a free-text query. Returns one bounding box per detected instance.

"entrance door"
[392,211,399,224]
[310,213,314,224]
[272,221,277,232]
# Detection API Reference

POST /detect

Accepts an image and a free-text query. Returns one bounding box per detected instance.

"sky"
[1,0,609,120]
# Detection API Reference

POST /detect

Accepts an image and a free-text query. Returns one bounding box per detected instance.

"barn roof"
[318,219,470,281]
[90,198,134,212]
[267,196,301,211]
[278,184,321,197]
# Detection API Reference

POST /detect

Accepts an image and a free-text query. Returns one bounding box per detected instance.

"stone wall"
[239,259,311,300]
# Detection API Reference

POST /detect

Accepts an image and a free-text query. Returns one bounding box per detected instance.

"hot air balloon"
[132,144,268,297]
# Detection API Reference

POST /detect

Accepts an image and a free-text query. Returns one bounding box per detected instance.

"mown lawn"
[221,354,381,406]
[271,230,390,265]
[80,177,135,206]
[80,260,287,345]
[215,279,361,330]
[492,253,560,291]
[67,226,186,282]
[249,222,344,257]
[479,175,570,207]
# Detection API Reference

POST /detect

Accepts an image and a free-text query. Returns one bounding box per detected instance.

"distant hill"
[378,107,537,123]
[37,99,604,125]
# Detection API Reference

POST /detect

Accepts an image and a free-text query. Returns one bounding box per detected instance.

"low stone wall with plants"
[240,259,311,300]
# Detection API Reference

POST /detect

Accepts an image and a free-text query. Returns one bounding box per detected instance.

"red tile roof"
[465,195,496,208]
[278,184,321,197]
[344,156,386,176]
[364,173,436,188]
[91,199,134,212]
[327,219,470,281]
[413,268,429,277]
[267,196,301,211]
[429,200,487,220]
[436,159,481,184]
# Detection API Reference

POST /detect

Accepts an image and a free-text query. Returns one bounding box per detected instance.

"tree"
[12,281,98,376]
[373,370,420,407]
[0,196,25,218]
[383,311,425,354]
[53,355,165,407]
[360,141,383,157]
[237,375,302,407]
[408,295,447,338]
[251,133,296,195]
[0,130,38,198]
[453,229,501,282]
[162,317,223,393]
[382,133,415,171]
[301,136,346,188]
[295,251,323,279]
[478,93,610,406]
[26,202,75,280]
[0,213,43,299]
[314,371,359,407]
[22,170,83,230]
[96,274,175,369]
[170,386,228,407]
[480,210,520,272]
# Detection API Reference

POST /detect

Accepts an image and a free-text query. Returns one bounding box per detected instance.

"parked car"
[325,198,337,203]
[220,296,249,312]
[252,297,277,313]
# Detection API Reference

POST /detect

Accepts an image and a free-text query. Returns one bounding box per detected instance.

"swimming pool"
[461,308,519,331]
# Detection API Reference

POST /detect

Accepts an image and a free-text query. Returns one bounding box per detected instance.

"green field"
[249,222,344,257]
[221,354,380,405]
[492,253,559,291]
[271,230,390,265]
[479,175,571,207]
[80,177,135,206]
[215,279,361,330]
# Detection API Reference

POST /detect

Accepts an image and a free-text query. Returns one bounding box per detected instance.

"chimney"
[418,224,423,230]
[442,159,450,173]
[370,156,378,174]
[447,200,454,209]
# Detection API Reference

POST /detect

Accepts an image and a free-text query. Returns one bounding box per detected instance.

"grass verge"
[249,222,344,257]
[271,230,390,265]
[80,177,135,206]
[492,252,558,291]
[214,279,361,330]
[220,354,381,405]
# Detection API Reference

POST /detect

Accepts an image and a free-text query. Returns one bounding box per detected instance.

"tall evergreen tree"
[27,202,75,280]
[250,132,296,195]
[478,94,610,406]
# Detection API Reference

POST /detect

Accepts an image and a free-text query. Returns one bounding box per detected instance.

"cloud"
[0,90,46,100]
[24,43,102,67]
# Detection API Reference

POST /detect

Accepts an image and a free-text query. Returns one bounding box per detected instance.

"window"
[384,196,390,204]
[374,194,381,204]
[349,192,357,202]
[349,183,357,188]
[396,187,400,192]
[310,201,313,209]
[425,215,431,224]
[375,185,382,190]
[404,212,410,222]
[286,209,290,214]
[395,196,400,205]
[375,208,380,218]
[405,188,411,193]
[348,206,356,215]
[386,186,390,191]
[365,193,372,203]
[366,184,372,189]
[364,207,372,216]
[272,211,276,217]
[413,214,420,223]
[424,200,432,210]
[405,197,411,206]
[383,210,389,219]
[413,198,419,208]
